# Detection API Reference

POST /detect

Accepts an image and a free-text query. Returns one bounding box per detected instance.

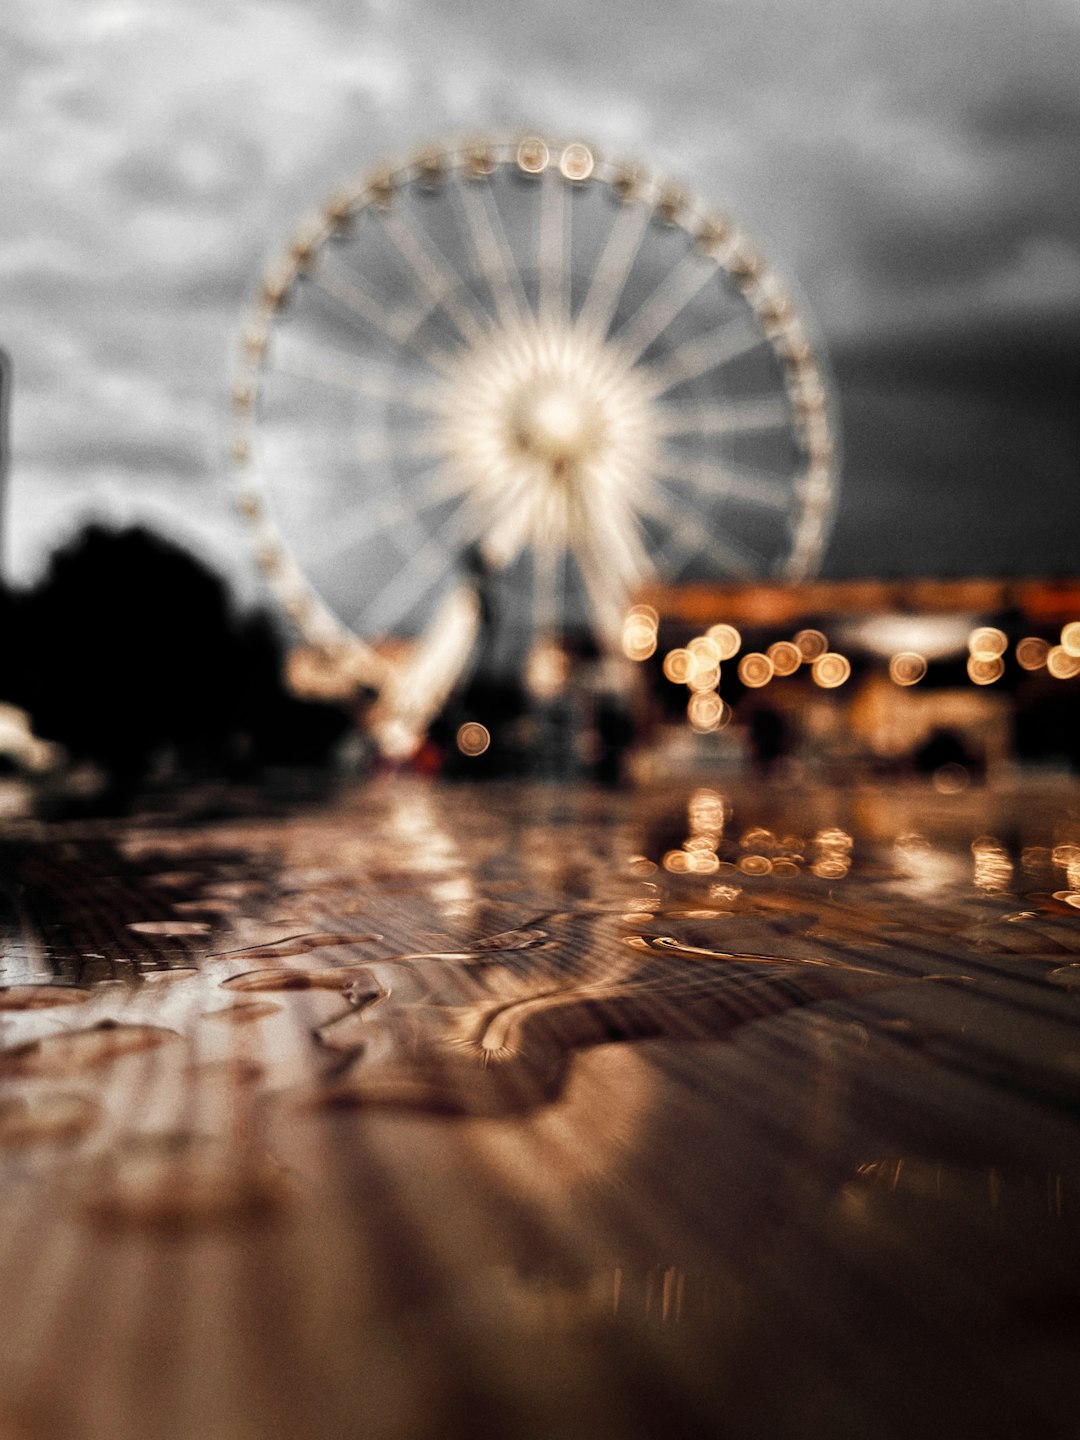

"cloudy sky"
[2,0,1078,596]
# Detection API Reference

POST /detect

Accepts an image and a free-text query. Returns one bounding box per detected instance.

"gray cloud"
[1,0,1078,586]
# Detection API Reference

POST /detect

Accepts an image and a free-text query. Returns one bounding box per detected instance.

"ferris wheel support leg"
[367,583,483,761]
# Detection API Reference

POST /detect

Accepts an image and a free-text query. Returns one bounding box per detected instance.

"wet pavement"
[1,773,1079,1439]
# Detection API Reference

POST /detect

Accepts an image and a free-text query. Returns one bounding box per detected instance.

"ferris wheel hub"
[511,383,602,468]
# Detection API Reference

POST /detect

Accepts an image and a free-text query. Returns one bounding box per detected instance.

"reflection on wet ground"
[0,775,1079,1438]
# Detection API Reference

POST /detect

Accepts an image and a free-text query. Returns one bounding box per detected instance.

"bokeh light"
[967,654,1004,684]
[456,722,491,756]
[705,624,741,661]
[793,629,828,661]
[767,641,801,676]
[663,648,694,684]
[621,605,659,662]
[889,652,927,686]
[968,627,1007,659]
[738,653,774,687]
[687,691,730,733]
[811,652,851,688]
[1015,636,1049,671]
[1047,646,1080,680]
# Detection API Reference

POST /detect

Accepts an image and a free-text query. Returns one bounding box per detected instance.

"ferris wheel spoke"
[356,537,461,636]
[655,451,793,512]
[636,485,762,579]
[576,459,652,579]
[655,395,792,438]
[611,251,720,368]
[353,429,449,466]
[376,208,490,347]
[573,533,641,645]
[309,263,453,373]
[270,455,466,565]
[642,313,766,396]
[454,178,529,327]
[353,487,495,633]
[537,171,570,326]
[264,425,444,474]
[574,199,651,342]
[268,345,439,410]
[312,496,432,564]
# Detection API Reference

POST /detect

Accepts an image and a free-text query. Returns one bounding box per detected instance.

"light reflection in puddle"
[73,1133,287,1229]
[2,780,1078,1271]
[0,1092,100,1146]
[126,920,212,937]
[201,1001,282,1024]
[209,932,383,961]
[0,985,90,1010]
[0,1022,180,1077]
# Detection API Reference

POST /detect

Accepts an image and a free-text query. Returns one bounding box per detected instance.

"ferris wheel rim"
[231,131,840,707]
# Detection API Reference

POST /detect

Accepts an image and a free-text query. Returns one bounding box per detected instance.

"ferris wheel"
[231,134,838,754]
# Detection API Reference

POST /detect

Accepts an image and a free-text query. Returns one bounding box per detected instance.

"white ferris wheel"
[231,134,839,754]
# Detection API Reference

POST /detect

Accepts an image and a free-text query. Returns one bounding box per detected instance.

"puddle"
[210,932,382,961]
[0,985,91,1010]
[171,899,235,916]
[0,1092,100,1146]
[306,943,905,1116]
[466,928,550,952]
[0,1022,179,1077]
[201,1001,282,1024]
[221,967,379,994]
[189,1058,266,1085]
[146,871,203,889]
[74,1133,286,1229]
[127,921,212,937]
[623,933,883,975]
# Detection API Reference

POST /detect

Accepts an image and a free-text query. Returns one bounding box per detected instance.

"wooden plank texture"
[1,775,1079,1440]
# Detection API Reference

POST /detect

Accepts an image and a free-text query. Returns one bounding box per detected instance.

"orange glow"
[888,652,927,686]
[811,858,850,879]
[793,628,828,661]
[626,603,660,628]
[811,652,850,688]
[663,850,692,873]
[766,641,801,676]
[663,648,694,684]
[687,635,722,666]
[689,789,725,835]
[738,653,774,687]
[972,835,1013,893]
[456,722,491,756]
[968,627,1007,659]
[1015,636,1049,671]
[967,654,1004,685]
[686,637,722,691]
[705,623,741,661]
[687,664,721,693]
[687,691,729,732]
[622,624,658,662]
[1047,646,1080,680]
[1060,622,1080,658]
